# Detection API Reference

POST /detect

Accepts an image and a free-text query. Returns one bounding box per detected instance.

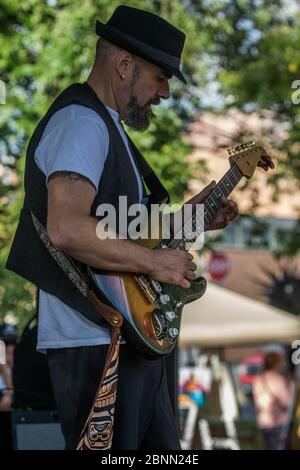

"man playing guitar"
[7,6,273,450]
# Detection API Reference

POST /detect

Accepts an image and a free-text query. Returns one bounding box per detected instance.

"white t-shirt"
[35,104,144,351]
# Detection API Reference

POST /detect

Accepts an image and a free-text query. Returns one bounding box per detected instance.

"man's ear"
[115,50,134,80]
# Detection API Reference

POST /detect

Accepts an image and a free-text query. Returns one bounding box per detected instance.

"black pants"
[47,344,181,450]
[261,426,285,450]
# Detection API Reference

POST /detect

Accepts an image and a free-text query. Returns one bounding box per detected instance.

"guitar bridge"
[134,275,157,303]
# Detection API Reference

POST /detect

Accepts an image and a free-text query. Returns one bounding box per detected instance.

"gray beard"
[123,94,155,132]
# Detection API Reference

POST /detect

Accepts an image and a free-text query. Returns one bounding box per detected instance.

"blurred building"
[187,109,300,309]
[178,111,300,449]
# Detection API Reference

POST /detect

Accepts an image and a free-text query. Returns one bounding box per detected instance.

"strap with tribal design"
[76,327,121,450]
[30,212,122,450]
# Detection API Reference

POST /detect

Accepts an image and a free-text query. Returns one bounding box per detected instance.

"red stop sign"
[208,252,230,281]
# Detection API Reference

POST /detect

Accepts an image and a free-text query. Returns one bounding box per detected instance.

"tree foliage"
[1,0,299,325]
[0,0,209,324]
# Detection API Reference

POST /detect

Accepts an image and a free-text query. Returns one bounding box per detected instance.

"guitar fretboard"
[168,163,243,249]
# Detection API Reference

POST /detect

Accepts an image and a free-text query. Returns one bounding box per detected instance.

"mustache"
[145,98,161,107]
[124,94,156,131]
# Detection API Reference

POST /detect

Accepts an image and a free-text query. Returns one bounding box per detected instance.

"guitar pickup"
[134,275,157,303]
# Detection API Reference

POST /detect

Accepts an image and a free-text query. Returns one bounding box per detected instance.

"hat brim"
[96,20,187,84]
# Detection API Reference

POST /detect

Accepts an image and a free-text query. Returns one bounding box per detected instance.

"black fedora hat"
[95,5,187,84]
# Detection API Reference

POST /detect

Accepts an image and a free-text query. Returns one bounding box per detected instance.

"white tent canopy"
[180,282,300,348]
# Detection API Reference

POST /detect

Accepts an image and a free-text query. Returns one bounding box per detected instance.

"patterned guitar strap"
[76,326,121,450]
[31,212,123,450]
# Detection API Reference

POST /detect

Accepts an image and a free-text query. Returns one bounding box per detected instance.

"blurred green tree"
[0,0,208,325]
[190,0,300,255]
[1,0,299,326]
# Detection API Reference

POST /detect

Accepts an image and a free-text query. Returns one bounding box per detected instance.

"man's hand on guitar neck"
[181,153,274,231]
[174,180,239,232]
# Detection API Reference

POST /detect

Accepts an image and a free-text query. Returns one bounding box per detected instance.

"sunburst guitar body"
[88,141,268,358]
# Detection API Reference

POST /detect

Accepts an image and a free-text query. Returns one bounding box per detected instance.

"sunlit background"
[0,0,300,450]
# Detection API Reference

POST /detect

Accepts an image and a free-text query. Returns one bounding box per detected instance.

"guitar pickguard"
[89,261,207,358]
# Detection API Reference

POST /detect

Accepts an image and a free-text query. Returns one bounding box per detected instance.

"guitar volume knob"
[159,294,170,305]
[168,327,179,342]
[164,311,175,322]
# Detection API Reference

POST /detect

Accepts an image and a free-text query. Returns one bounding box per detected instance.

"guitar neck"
[203,163,243,227]
[168,163,243,249]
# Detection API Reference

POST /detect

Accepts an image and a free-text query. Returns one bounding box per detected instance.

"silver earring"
[120,74,125,80]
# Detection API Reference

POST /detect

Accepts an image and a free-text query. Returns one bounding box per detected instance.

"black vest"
[6,82,169,328]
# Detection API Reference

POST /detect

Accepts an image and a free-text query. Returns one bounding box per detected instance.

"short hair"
[95,38,120,64]
[263,351,283,371]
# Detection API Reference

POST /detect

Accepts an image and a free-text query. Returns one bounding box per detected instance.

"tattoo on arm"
[48,171,95,188]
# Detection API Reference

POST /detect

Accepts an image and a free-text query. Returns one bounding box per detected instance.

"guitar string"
[136,163,243,294]
[135,143,262,292]
[169,164,243,250]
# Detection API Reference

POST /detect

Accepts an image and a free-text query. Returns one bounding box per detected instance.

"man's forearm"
[0,365,12,390]
[48,214,155,274]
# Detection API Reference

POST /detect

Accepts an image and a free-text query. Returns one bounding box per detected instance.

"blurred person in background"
[0,323,17,410]
[181,372,206,407]
[252,350,293,450]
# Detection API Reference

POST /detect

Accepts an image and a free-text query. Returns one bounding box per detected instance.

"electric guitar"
[87,141,269,358]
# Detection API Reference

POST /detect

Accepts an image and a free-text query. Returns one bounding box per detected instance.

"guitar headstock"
[227,141,268,178]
